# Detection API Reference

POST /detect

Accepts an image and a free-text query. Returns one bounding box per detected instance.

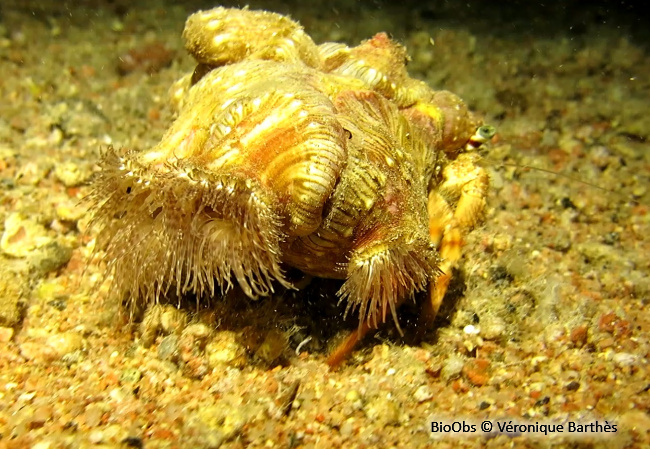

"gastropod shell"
[88,7,495,365]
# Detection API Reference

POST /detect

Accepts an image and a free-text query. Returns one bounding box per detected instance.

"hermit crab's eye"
[478,125,497,140]
[465,125,497,151]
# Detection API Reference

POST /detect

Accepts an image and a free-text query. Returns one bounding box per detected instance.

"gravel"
[0,1,648,447]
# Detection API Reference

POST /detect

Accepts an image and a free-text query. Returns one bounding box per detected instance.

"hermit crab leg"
[326,320,376,367]
[421,125,495,327]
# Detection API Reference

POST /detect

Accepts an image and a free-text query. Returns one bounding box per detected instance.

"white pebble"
[413,385,433,402]
[613,352,638,368]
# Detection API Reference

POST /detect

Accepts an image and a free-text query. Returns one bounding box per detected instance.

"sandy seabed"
[0,1,649,448]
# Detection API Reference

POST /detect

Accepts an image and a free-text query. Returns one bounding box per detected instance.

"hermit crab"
[88,7,495,366]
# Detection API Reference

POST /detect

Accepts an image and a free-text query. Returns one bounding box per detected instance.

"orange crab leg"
[326,319,376,367]
[422,148,490,329]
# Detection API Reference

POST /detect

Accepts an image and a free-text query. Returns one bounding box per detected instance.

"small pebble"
[121,436,144,448]
[88,429,104,444]
[182,323,212,341]
[33,241,72,274]
[0,326,14,342]
[206,331,247,369]
[441,354,465,381]
[158,335,180,362]
[84,402,107,427]
[0,212,53,258]
[547,228,572,252]
[120,368,142,384]
[569,324,588,347]
[613,352,638,368]
[46,332,83,358]
[53,161,91,187]
[340,418,356,438]
[345,389,360,401]
[364,396,399,426]
[529,382,545,394]
[109,386,131,402]
[20,341,57,362]
[47,296,68,311]
[481,318,506,340]
[478,401,491,410]
[20,332,84,363]
[61,350,83,365]
[31,442,53,449]
[345,390,363,410]
[187,404,245,442]
[413,385,433,402]
[565,380,580,391]
[160,306,187,335]
[56,201,86,223]
[0,268,25,327]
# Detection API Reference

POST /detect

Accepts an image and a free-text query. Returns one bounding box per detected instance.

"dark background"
[1,0,648,46]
